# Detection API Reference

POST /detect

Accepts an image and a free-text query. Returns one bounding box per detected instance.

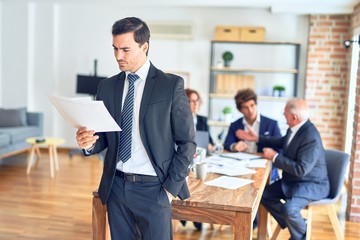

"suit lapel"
[258,115,266,134]
[115,72,126,138]
[139,63,156,126]
[285,120,311,151]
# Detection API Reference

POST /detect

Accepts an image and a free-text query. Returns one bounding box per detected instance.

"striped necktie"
[118,73,139,163]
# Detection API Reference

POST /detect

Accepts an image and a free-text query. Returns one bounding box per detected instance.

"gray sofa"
[0,107,43,158]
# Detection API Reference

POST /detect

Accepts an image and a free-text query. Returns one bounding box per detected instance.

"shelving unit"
[208,40,301,138]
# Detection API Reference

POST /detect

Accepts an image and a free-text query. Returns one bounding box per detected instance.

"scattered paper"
[205,176,254,190]
[48,95,121,132]
[220,152,261,161]
[237,159,268,168]
[205,156,257,176]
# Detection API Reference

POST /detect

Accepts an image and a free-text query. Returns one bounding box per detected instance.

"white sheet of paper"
[220,152,261,161]
[48,95,121,132]
[237,159,268,168]
[205,176,254,190]
[205,156,257,176]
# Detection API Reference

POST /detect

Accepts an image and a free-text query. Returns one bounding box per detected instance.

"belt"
[115,170,159,182]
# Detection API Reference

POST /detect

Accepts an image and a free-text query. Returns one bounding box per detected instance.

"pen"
[211,163,224,167]
[220,155,261,161]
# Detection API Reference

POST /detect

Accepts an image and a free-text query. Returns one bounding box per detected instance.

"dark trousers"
[261,180,310,240]
[106,174,173,240]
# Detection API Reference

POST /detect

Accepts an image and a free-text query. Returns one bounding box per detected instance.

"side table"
[26,137,65,178]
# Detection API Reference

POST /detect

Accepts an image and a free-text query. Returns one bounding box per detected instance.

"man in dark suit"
[237,98,330,240]
[224,88,282,181]
[76,17,196,240]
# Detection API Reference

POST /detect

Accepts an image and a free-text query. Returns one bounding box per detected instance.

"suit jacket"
[259,120,330,200]
[88,63,196,204]
[224,115,282,152]
[196,115,214,145]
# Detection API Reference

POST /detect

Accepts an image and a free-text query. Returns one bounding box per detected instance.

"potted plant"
[222,106,232,123]
[222,51,234,67]
[273,85,286,97]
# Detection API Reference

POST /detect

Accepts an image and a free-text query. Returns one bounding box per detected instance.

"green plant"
[222,51,234,62]
[222,106,232,114]
[273,85,285,91]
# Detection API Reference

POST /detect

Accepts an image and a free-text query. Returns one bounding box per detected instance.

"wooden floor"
[0,149,359,240]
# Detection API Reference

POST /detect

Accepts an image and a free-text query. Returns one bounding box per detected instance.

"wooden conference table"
[92,161,271,240]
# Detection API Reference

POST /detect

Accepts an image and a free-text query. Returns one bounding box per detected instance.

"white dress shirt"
[116,60,157,176]
[242,114,261,153]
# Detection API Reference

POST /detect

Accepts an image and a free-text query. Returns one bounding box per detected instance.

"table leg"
[257,204,268,240]
[26,144,36,174]
[53,145,59,171]
[93,195,107,240]
[35,145,41,159]
[49,145,55,178]
[234,212,252,240]
[34,145,41,168]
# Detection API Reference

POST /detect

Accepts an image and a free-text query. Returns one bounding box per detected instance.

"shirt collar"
[126,60,150,82]
[242,113,261,126]
[290,120,307,134]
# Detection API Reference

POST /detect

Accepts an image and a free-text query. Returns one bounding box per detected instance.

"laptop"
[195,131,209,149]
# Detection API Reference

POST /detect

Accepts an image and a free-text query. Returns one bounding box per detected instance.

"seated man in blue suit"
[237,98,330,240]
[224,88,281,181]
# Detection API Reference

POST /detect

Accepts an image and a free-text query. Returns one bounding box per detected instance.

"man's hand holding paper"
[76,127,99,150]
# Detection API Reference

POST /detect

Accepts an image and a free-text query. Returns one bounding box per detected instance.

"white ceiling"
[4,0,360,14]
[99,0,360,15]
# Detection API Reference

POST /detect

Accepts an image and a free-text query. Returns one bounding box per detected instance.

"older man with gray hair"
[237,98,329,240]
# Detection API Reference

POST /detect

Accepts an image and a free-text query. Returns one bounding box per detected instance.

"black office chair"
[269,149,350,240]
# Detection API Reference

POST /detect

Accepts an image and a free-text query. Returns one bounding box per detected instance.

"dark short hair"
[112,17,150,55]
[185,88,202,104]
[234,88,257,110]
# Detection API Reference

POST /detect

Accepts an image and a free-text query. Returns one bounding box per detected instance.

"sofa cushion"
[0,133,10,148]
[1,126,40,144]
[0,107,27,127]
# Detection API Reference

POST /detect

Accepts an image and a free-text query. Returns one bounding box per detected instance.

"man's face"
[284,105,295,128]
[240,99,257,122]
[112,32,148,73]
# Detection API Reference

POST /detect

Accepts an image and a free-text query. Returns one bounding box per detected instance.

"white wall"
[0,2,309,147]
[0,1,2,106]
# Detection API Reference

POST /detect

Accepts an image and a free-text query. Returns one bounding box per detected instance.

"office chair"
[269,149,350,240]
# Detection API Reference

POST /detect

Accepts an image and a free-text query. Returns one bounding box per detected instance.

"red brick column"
[346,3,360,222]
[347,54,360,222]
[306,14,360,221]
[305,14,351,149]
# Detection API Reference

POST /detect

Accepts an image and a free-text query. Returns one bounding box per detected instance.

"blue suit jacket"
[259,120,330,200]
[224,115,282,152]
[87,63,196,204]
[224,115,282,181]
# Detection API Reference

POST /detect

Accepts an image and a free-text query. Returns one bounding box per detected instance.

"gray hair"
[286,98,310,121]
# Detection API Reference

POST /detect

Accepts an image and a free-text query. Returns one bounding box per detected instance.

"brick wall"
[306,15,351,150]
[346,3,360,223]
[306,14,360,221]
[347,58,360,222]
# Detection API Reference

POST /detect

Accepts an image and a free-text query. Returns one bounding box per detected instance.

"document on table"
[220,152,261,161]
[238,159,268,168]
[205,156,257,176]
[205,176,254,190]
[48,95,121,132]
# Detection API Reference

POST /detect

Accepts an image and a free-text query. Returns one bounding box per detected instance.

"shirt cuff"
[84,145,94,154]
[272,153,279,163]
[230,143,236,152]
